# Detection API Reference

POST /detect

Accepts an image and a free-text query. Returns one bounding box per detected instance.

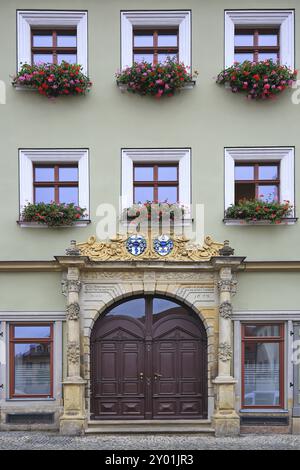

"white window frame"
[225,10,294,68]
[224,147,295,216]
[19,149,89,221]
[120,10,191,68]
[17,10,88,73]
[121,148,191,214]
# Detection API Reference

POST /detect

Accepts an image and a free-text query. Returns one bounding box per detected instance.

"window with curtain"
[9,324,53,398]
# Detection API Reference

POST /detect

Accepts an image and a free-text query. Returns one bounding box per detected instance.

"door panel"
[91,296,207,420]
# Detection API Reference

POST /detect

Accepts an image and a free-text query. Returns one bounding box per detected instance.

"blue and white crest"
[153,235,174,256]
[126,235,147,256]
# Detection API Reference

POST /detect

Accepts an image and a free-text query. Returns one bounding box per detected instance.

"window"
[17,10,87,72]
[121,11,191,68]
[9,324,53,398]
[33,164,79,204]
[234,27,280,64]
[225,10,294,68]
[31,28,77,65]
[133,163,179,203]
[224,148,295,215]
[235,162,280,203]
[121,149,191,212]
[19,149,89,221]
[133,28,178,64]
[242,324,284,408]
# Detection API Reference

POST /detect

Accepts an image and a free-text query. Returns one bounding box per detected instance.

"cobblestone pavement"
[0,432,299,450]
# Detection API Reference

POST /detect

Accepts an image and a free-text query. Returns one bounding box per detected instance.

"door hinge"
[290,382,294,388]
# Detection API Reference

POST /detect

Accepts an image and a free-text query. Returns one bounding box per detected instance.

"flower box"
[116,59,197,98]
[223,218,297,226]
[12,62,92,98]
[224,199,294,224]
[216,59,297,100]
[19,202,88,227]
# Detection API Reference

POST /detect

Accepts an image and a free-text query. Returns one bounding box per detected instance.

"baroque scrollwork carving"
[219,301,233,319]
[66,302,80,321]
[67,342,80,364]
[218,342,233,362]
[76,235,224,262]
[217,279,237,294]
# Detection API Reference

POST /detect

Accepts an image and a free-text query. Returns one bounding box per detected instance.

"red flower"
[253,74,260,81]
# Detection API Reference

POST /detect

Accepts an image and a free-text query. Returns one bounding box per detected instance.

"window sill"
[223,218,298,226]
[17,220,91,228]
[120,218,193,230]
[117,80,196,94]
[240,409,289,414]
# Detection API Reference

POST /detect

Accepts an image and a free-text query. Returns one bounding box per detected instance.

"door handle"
[139,372,144,380]
[154,372,162,380]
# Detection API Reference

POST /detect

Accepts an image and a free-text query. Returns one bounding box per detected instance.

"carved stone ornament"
[217,279,237,294]
[219,301,233,319]
[66,302,80,321]
[67,342,80,364]
[76,234,224,262]
[218,342,233,362]
[62,279,82,294]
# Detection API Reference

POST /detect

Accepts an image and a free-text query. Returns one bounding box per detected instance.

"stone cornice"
[1,260,300,272]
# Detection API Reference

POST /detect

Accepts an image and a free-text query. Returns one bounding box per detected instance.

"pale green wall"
[0,273,65,310]
[0,0,299,261]
[235,272,300,310]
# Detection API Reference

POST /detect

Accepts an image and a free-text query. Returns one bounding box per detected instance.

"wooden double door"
[91,296,207,420]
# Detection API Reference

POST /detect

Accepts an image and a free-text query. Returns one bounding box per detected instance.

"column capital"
[217,278,237,294]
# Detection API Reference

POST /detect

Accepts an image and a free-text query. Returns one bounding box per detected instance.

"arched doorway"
[90,296,208,420]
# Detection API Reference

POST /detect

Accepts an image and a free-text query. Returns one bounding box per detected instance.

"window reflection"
[107,298,146,323]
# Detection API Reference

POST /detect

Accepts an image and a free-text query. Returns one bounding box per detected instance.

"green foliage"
[225,199,292,223]
[21,202,86,226]
[216,59,297,100]
[12,62,92,98]
[116,59,197,98]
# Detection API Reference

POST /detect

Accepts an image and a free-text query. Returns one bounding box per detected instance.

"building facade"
[0,0,300,436]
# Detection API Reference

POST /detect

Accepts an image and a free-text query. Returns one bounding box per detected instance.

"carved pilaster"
[218,342,233,362]
[66,303,80,321]
[67,342,81,364]
[219,301,233,320]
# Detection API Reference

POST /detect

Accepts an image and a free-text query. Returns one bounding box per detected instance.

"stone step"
[86,419,215,434]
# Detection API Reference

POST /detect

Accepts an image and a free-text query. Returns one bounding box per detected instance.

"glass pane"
[258,185,278,202]
[33,54,53,64]
[244,342,280,406]
[133,53,153,63]
[234,53,254,63]
[158,53,177,63]
[244,325,280,337]
[14,326,51,339]
[158,34,177,47]
[258,53,278,62]
[35,167,54,182]
[58,187,78,205]
[234,34,254,46]
[134,167,154,182]
[32,34,53,47]
[35,187,55,204]
[259,34,278,46]
[107,298,146,323]
[134,34,153,47]
[14,343,51,396]
[157,186,177,203]
[258,166,278,180]
[57,54,77,64]
[134,186,154,203]
[59,167,78,182]
[158,167,177,181]
[235,166,254,181]
[57,35,77,47]
[235,183,256,203]
[153,298,182,322]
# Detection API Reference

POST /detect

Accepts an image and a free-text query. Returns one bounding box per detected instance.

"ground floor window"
[9,324,53,398]
[242,323,284,408]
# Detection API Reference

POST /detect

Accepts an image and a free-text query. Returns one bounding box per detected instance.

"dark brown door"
[91,296,207,420]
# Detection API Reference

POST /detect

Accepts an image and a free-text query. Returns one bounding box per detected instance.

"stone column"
[56,244,89,436]
[211,253,245,437]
